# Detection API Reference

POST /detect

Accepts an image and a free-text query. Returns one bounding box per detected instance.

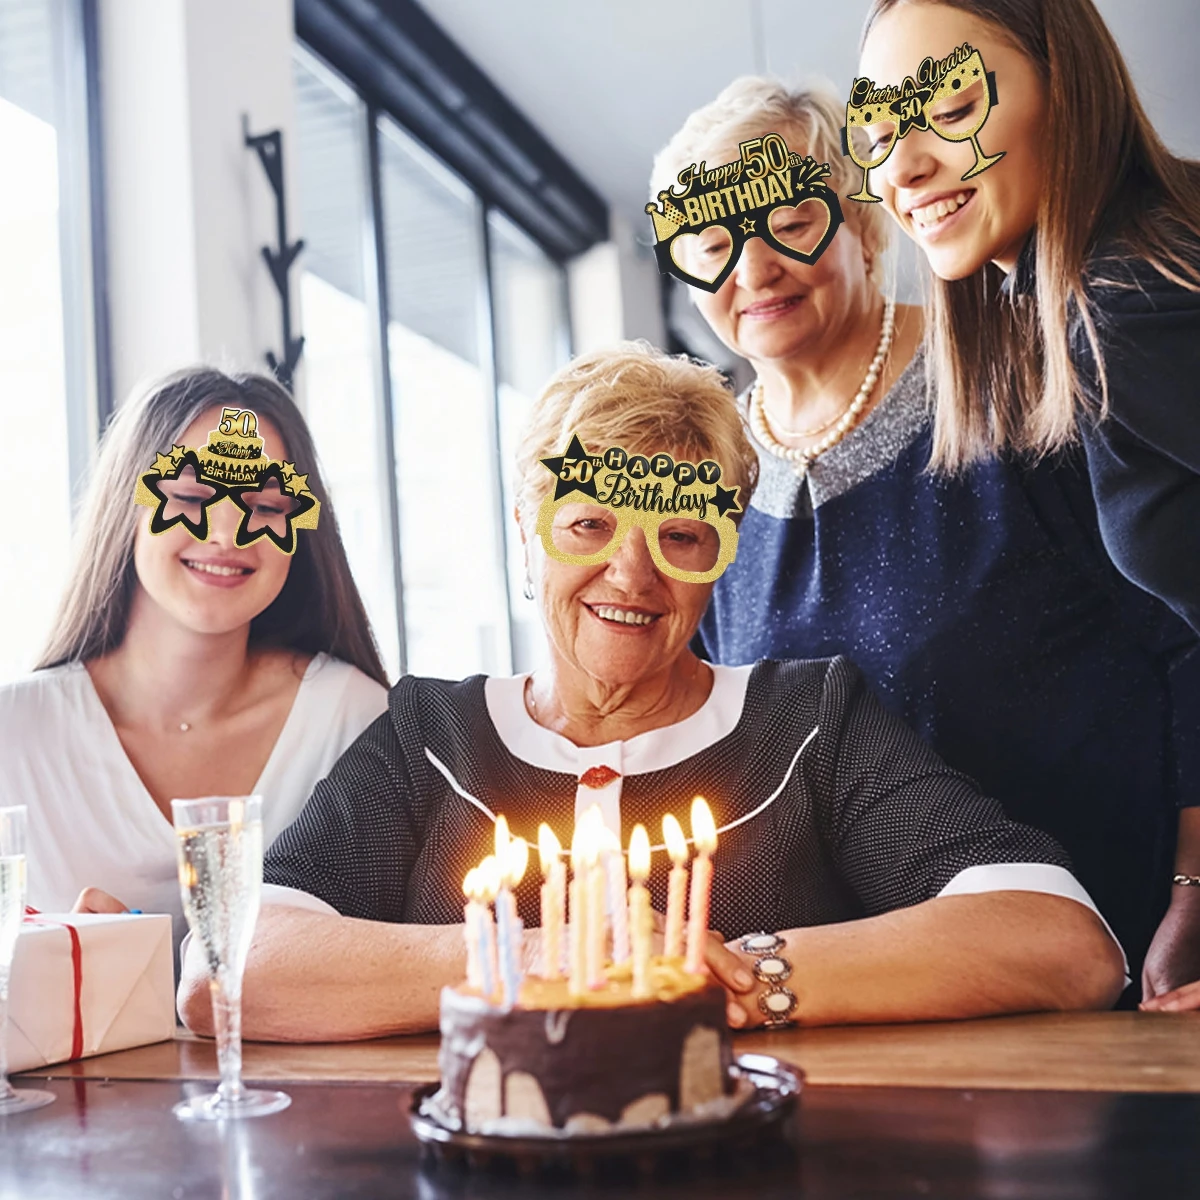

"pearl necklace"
[750,296,896,477]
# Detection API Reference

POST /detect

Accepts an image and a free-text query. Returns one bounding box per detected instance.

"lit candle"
[628,824,652,999]
[684,797,717,975]
[462,868,484,992]
[476,854,501,1000]
[538,823,566,980]
[584,807,607,989]
[568,818,587,997]
[663,813,689,960]
[496,835,528,1009]
[602,826,630,965]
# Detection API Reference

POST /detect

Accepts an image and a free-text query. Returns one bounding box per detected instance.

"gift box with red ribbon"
[6,912,175,1075]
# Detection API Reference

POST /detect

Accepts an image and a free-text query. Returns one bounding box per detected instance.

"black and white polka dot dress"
[263,656,1105,943]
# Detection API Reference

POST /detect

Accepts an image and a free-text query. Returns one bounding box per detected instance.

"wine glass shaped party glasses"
[927,50,1005,180]
[172,795,289,1121]
[0,806,55,1114]
[842,104,896,203]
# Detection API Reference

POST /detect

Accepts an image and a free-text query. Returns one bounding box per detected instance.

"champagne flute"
[0,805,55,1114]
[172,795,289,1121]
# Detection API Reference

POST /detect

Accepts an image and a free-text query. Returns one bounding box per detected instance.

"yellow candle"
[662,813,689,959]
[568,820,587,996]
[628,824,652,999]
[538,824,565,980]
[684,797,717,975]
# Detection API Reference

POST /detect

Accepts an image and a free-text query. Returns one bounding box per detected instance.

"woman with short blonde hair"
[659,75,1200,1001]
[514,340,758,528]
[183,340,1123,1043]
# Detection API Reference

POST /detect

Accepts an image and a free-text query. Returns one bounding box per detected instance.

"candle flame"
[478,854,502,901]
[463,867,478,900]
[573,805,605,868]
[663,813,688,865]
[570,818,588,871]
[691,796,717,855]
[629,824,650,881]
[494,814,511,864]
[538,823,561,875]
[506,836,529,888]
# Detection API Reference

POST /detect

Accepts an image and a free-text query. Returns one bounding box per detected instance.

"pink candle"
[538,824,565,980]
[662,814,689,959]
[684,797,717,975]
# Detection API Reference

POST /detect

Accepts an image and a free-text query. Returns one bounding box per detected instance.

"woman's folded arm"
[717,890,1125,1028]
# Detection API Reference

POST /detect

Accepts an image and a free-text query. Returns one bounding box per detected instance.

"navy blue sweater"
[698,356,1199,976]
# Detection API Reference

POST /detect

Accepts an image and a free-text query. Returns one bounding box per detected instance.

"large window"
[294,46,572,680]
[0,0,101,683]
[294,48,402,680]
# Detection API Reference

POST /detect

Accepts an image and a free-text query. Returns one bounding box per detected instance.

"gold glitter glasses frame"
[534,493,740,585]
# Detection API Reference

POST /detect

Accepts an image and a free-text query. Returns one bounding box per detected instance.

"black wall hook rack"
[243,115,305,390]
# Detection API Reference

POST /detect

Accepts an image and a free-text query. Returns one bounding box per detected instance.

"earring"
[523,573,535,601]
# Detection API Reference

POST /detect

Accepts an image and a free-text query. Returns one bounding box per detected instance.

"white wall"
[98,0,298,407]
[568,212,666,353]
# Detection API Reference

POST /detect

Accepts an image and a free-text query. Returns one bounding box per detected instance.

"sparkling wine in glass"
[0,805,55,1115]
[172,795,289,1121]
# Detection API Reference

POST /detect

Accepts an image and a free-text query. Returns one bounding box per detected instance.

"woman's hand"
[1142,876,1200,1000]
[71,887,129,914]
[702,932,761,1028]
[1139,978,1200,1012]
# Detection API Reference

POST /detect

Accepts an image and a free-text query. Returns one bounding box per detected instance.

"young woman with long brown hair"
[0,369,389,951]
[857,0,1200,1008]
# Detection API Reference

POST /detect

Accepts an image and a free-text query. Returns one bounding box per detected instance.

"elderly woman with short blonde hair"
[662,78,1200,998]
[180,341,1123,1040]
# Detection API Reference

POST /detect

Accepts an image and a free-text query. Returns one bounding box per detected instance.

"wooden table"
[36,1011,1200,1093]
[6,1012,1200,1198]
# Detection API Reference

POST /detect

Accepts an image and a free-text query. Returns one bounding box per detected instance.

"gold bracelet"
[1172,873,1200,887]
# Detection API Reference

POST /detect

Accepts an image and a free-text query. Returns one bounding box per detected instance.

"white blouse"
[0,654,388,951]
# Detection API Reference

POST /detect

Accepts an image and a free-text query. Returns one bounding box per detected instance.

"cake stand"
[408,1052,802,1179]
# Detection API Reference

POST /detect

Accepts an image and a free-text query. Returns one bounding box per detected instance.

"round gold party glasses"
[535,495,740,585]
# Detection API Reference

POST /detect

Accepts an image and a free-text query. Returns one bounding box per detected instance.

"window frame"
[294,30,590,676]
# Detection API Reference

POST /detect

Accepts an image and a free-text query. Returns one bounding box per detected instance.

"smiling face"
[132,406,294,636]
[689,131,876,368]
[859,3,1047,277]
[525,500,715,691]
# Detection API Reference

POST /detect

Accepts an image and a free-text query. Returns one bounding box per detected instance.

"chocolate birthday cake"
[427,963,744,1136]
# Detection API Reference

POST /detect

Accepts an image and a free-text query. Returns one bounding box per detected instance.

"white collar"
[484,664,753,778]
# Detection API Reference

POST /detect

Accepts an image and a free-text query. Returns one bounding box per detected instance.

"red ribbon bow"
[23,907,85,1061]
